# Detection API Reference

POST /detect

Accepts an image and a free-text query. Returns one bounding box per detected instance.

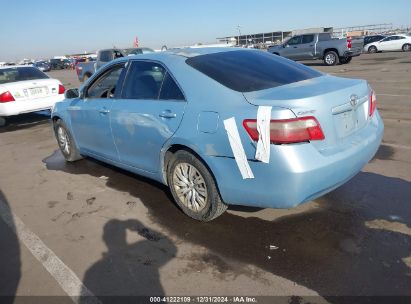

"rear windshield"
[0,67,49,84]
[186,50,322,92]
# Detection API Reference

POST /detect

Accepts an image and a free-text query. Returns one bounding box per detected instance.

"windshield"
[186,50,322,93]
[0,67,49,84]
[123,48,155,55]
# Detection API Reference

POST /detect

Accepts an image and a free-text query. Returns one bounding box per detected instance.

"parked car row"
[364,34,411,53]
[0,66,65,126]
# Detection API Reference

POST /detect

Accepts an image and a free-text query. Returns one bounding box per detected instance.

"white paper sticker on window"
[223,117,254,179]
[255,106,272,163]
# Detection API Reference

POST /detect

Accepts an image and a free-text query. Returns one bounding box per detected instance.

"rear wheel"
[324,51,339,66]
[167,150,227,221]
[53,119,82,162]
[0,117,6,127]
[402,44,411,52]
[340,57,352,64]
[368,46,378,53]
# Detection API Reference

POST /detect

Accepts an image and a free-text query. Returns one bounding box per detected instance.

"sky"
[0,0,410,61]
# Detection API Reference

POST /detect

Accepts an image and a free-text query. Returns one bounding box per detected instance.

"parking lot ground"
[0,52,411,302]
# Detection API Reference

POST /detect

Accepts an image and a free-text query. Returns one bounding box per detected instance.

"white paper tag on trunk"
[255,106,272,163]
[223,117,254,179]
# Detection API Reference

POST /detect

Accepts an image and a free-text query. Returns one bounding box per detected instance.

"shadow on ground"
[79,219,176,302]
[0,111,50,133]
[0,191,21,303]
[43,150,411,300]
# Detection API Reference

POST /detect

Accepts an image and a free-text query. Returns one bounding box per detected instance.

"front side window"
[86,64,125,99]
[287,36,302,45]
[381,37,394,42]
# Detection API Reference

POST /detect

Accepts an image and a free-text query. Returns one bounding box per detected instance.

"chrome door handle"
[159,111,177,119]
[99,109,110,114]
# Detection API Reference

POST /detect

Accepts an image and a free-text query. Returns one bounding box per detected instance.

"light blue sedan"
[52,48,383,221]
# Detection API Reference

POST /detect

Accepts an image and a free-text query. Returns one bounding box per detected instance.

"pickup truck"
[75,47,154,82]
[267,33,363,66]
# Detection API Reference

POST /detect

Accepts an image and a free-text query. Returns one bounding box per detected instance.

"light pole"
[236,25,242,46]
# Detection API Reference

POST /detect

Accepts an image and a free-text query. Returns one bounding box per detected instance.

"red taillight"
[347,36,352,49]
[0,91,15,103]
[369,90,376,117]
[58,84,65,94]
[75,65,82,76]
[243,116,325,144]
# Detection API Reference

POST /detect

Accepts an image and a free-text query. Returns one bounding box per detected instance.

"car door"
[281,36,302,60]
[392,36,406,50]
[68,62,126,161]
[378,36,395,51]
[110,60,186,173]
[297,34,316,60]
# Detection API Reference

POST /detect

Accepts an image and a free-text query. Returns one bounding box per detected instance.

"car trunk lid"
[243,75,371,152]
[4,79,60,101]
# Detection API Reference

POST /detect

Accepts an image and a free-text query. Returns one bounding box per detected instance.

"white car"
[364,34,411,53]
[0,66,65,126]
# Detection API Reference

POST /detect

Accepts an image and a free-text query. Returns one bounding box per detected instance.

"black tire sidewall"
[369,46,377,53]
[167,151,223,221]
[0,117,6,127]
[53,120,80,161]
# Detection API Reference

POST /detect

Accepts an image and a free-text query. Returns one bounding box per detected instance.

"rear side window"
[186,50,322,93]
[122,61,164,99]
[318,33,331,41]
[0,67,48,84]
[159,73,185,100]
[302,35,314,44]
[122,61,184,100]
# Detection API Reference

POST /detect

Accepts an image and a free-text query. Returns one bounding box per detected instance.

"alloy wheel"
[172,162,208,212]
[57,126,70,155]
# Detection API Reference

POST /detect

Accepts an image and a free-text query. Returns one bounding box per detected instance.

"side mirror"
[64,88,80,99]
[284,44,289,48]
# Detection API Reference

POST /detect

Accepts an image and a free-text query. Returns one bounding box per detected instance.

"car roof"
[0,65,35,70]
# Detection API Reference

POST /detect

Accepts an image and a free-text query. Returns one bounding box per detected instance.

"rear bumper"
[0,95,64,116]
[343,50,362,57]
[207,111,384,209]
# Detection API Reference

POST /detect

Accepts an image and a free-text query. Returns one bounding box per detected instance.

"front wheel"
[167,150,228,221]
[402,44,411,52]
[324,51,339,66]
[368,46,378,53]
[340,57,352,64]
[53,119,82,162]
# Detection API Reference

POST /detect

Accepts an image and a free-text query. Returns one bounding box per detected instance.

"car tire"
[53,119,82,162]
[323,51,339,66]
[402,44,411,52]
[167,150,228,221]
[340,57,352,64]
[0,116,6,127]
[368,46,378,53]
